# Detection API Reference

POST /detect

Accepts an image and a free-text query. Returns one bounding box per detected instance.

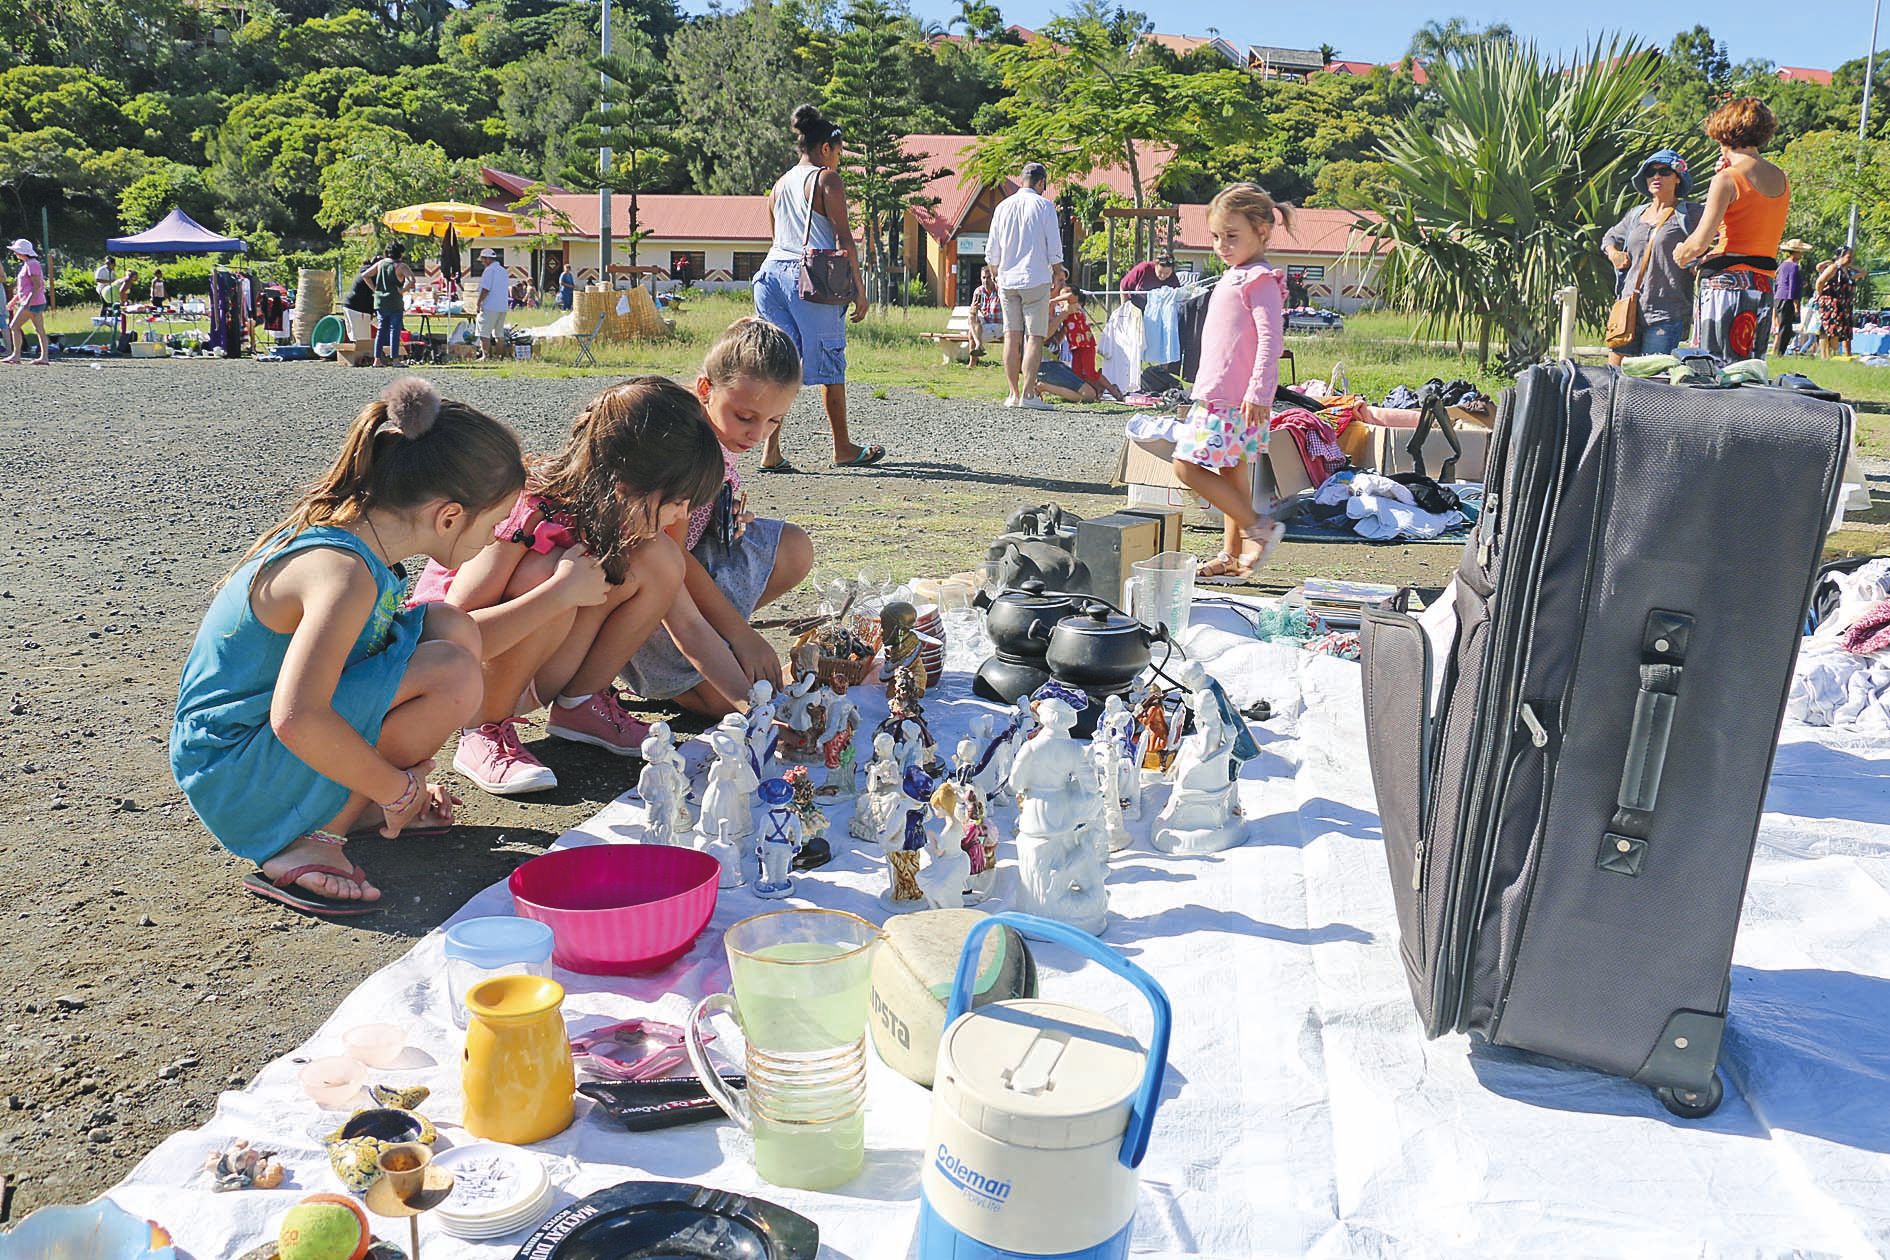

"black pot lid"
[993,580,1077,611]
[1056,602,1147,639]
[511,1180,818,1260]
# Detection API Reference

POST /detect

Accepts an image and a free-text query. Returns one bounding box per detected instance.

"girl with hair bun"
[750,102,887,471]
[171,377,526,916]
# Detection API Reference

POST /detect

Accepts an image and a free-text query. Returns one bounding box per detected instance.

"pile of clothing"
[1379,378,1494,414]
[1302,469,1481,542]
[1788,558,1890,730]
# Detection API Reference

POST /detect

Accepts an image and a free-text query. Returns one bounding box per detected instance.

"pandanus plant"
[1366,34,1664,372]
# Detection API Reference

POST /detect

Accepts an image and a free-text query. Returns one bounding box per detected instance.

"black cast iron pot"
[1043,601,1163,691]
[973,581,1080,660]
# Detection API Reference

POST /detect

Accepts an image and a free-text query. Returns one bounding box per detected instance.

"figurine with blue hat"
[754,777,803,899]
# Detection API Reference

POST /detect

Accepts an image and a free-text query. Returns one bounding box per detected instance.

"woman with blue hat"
[1600,148,1703,364]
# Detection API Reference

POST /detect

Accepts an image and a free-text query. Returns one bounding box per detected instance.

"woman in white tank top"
[750,103,885,470]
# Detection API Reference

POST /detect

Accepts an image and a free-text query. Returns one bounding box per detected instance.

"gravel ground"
[0,358,1462,1220]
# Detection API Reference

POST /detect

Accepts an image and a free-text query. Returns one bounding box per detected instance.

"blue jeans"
[1622,318,1683,357]
[752,259,847,386]
[374,307,404,360]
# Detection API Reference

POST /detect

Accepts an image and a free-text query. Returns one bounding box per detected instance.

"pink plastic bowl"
[509,844,721,975]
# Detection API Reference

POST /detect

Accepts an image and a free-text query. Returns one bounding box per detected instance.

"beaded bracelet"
[381,769,420,817]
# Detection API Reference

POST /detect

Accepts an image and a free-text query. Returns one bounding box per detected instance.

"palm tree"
[1318,42,1337,67]
[1367,33,1662,370]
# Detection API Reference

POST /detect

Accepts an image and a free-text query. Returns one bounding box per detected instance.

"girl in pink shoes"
[622,318,816,717]
[416,376,731,796]
[1175,184,1290,579]
[171,378,525,916]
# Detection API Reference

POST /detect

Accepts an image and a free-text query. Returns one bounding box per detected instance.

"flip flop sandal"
[243,832,383,917]
[757,460,797,474]
[832,444,886,468]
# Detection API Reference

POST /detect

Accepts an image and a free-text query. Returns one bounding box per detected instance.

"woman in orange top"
[1674,97,1790,363]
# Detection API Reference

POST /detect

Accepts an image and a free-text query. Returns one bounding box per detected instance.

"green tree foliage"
[1405,17,1515,65]
[316,130,488,235]
[1370,34,1663,370]
[669,1,812,195]
[823,0,941,299]
[1775,130,1890,259]
[969,3,1264,208]
[566,40,685,263]
[498,21,601,183]
[1310,158,1398,209]
[118,162,218,232]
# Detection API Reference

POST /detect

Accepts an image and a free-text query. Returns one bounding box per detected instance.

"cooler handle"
[946,912,1171,1171]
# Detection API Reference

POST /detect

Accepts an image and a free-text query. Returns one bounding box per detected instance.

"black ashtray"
[338,1107,425,1142]
[578,1076,745,1132]
[510,1180,817,1259]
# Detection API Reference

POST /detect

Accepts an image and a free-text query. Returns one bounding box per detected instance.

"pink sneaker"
[546,689,651,756]
[453,718,558,795]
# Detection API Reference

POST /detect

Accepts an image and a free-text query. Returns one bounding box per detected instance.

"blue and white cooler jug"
[919,913,1172,1259]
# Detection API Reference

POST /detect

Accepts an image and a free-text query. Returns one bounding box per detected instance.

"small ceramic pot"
[973,582,1080,660]
[1043,603,1160,691]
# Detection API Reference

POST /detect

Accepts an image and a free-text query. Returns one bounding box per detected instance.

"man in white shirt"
[475,248,510,360]
[984,161,1064,410]
[94,258,116,311]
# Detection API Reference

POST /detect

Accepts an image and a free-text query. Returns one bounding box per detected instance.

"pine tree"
[567,33,679,266]
[822,0,939,302]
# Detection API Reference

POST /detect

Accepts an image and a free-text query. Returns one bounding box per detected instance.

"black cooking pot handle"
[1042,592,1170,645]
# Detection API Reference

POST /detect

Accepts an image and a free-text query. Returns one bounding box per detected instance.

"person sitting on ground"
[1036,270,1125,404]
[623,318,816,718]
[1673,97,1790,363]
[170,377,525,915]
[474,248,509,361]
[1175,183,1289,579]
[966,264,1002,364]
[411,378,733,797]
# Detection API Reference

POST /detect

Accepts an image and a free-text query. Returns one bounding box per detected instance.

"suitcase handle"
[1603,611,1692,875]
[1407,391,1464,483]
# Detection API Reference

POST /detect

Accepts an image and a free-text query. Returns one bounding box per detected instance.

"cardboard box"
[1115,436,1273,524]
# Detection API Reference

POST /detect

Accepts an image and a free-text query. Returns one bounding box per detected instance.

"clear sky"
[898,1,1883,75]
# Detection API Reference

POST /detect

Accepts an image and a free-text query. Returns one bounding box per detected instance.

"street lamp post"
[598,0,613,288]
[1850,0,1881,250]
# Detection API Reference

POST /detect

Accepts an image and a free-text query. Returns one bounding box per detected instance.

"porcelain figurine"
[1092,697,1136,854]
[1152,674,1247,855]
[879,663,935,751]
[818,682,861,795]
[876,764,932,909]
[1135,690,1173,777]
[754,778,802,898]
[696,728,758,852]
[850,732,903,842]
[782,766,832,870]
[933,776,997,901]
[1007,696,1109,934]
[635,723,691,844]
[746,679,779,769]
[880,601,929,696]
[775,672,824,763]
[916,789,974,910]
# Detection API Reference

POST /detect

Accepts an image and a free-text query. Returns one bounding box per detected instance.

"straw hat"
[8,238,36,258]
[1780,239,1812,254]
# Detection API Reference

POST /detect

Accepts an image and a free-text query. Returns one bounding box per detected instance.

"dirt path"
[0,360,1459,1219]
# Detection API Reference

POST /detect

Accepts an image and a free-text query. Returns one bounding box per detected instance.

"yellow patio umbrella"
[380,202,521,240]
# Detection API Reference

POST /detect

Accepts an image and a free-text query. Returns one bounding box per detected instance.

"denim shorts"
[753,259,846,386]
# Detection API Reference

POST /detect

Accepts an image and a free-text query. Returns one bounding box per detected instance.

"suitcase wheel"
[1655,1073,1724,1120]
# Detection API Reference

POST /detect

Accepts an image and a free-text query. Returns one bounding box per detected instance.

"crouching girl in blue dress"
[171,377,526,916]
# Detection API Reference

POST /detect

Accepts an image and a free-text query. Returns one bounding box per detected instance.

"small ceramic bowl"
[299,1055,367,1108]
[342,1022,406,1068]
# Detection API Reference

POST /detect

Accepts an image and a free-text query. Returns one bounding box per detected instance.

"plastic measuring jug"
[685,909,880,1190]
[1121,552,1198,639]
[919,912,1172,1260]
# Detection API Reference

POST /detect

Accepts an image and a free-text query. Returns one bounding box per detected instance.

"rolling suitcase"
[1359,363,1851,1117]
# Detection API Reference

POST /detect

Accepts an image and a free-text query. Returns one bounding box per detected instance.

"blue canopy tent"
[106,208,245,254]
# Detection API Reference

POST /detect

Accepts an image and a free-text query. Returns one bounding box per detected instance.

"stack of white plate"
[431,1142,554,1241]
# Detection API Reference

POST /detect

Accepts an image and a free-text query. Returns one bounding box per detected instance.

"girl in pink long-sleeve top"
[1174,184,1289,578]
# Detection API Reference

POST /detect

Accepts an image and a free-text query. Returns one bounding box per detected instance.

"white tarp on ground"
[105,604,1890,1258]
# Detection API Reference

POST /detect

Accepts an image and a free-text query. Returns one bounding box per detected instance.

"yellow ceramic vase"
[462,974,575,1145]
